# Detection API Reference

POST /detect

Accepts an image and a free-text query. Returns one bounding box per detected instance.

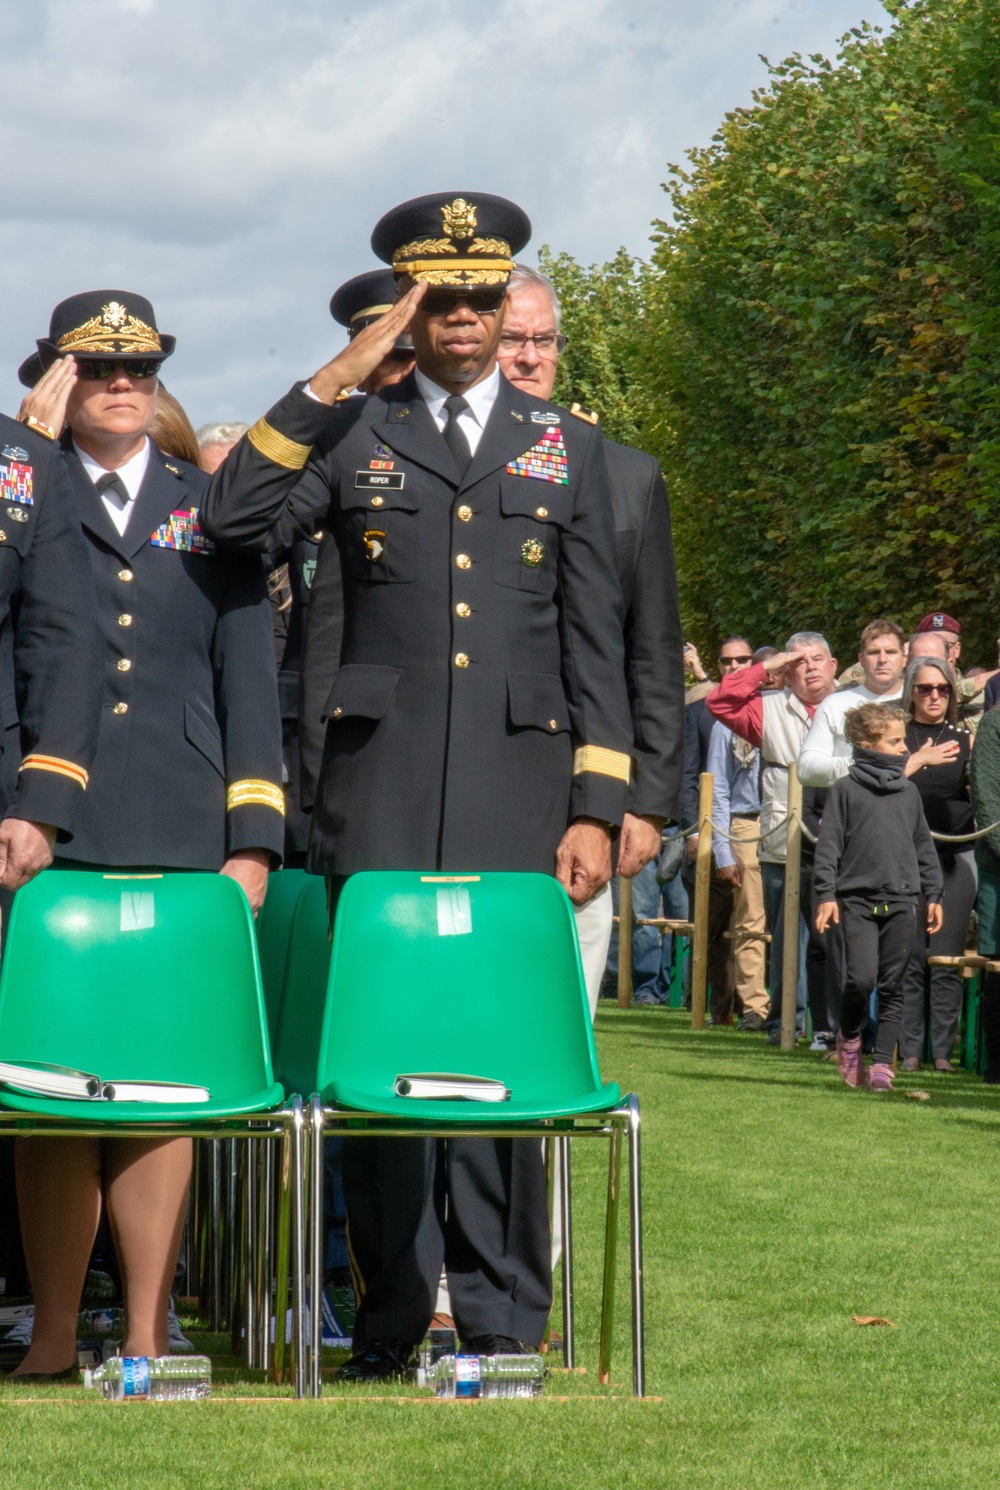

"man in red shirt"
[708,633,838,1040]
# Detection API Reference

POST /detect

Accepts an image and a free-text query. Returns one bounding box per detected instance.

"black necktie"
[442,394,472,478]
[96,471,131,508]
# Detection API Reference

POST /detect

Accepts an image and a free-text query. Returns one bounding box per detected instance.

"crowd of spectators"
[610,611,1000,1089]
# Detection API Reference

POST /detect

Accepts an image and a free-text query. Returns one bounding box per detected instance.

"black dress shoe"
[6,1363,79,1383]
[461,1334,528,1356]
[335,1339,416,1382]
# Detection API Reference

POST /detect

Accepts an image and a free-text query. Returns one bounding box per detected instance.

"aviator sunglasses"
[419,287,507,316]
[73,357,164,381]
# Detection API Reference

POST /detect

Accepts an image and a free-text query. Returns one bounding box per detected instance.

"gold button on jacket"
[118,613,132,627]
[118,568,134,582]
[454,652,470,669]
[113,702,128,715]
[457,504,472,522]
[455,602,471,618]
[455,553,471,570]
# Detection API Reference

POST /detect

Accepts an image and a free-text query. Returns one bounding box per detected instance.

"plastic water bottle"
[430,1353,545,1399]
[77,1307,124,1338]
[416,1325,457,1387]
[83,1355,211,1401]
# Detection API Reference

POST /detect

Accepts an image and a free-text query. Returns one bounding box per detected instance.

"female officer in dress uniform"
[9,291,284,1380]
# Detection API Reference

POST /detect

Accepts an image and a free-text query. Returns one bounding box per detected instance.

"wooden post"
[617,874,634,1007]
[690,771,713,1030]
[780,763,803,1053]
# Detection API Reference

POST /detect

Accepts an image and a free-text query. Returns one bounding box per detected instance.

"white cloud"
[0,0,887,423]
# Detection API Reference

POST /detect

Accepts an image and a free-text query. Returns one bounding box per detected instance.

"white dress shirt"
[797,681,905,787]
[303,366,501,457]
[413,366,500,456]
[74,437,151,537]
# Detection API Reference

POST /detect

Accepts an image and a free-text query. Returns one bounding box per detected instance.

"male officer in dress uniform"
[298,268,415,812]
[202,192,632,1380]
[497,266,684,1008]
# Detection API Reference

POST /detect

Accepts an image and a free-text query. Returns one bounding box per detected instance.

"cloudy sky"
[0,0,887,426]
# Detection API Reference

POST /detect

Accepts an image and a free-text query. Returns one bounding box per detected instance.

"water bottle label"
[454,1355,482,1399]
[122,1357,150,1398]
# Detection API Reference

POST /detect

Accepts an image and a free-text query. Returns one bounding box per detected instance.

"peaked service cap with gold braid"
[371,192,531,288]
[19,290,175,387]
[329,268,413,349]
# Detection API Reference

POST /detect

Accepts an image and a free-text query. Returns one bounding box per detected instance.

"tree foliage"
[548,0,1000,662]
[537,245,645,448]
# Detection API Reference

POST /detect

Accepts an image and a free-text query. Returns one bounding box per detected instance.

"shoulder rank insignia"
[570,402,599,425]
[164,463,180,475]
[506,427,569,485]
[150,507,216,554]
[0,461,33,506]
[1,445,29,462]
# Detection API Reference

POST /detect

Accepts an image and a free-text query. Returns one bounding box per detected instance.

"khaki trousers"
[729,816,768,1018]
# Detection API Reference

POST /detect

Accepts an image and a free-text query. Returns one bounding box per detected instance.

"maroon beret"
[916,612,960,635]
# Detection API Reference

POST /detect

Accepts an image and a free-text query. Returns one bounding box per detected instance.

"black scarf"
[849,746,908,793]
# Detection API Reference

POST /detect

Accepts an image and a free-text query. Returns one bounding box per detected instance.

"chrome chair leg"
[291,1096,308,1398]
[209,1139,223,1334]
[598,1113,623,1386]
[257,1138,274,1373]
[242,1140,258,1367]
[627,1094,645,1398]
[273,1115,293,1385]
[309,1094,325,1397]
[558,1134,575,1369]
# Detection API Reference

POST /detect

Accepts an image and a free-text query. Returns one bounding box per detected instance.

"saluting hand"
[556,818,613,906]
[307,282,427,405]
[0,819,56,892]
[17,357,78,441]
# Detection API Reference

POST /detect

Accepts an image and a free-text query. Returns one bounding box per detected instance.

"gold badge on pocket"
[521,539,544,568]
[363,528,387,563]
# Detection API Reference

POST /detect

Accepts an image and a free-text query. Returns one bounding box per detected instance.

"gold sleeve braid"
[246,418,312,471]
[572,746,632,784]
[227,779,285,815]
[19,753,89,789]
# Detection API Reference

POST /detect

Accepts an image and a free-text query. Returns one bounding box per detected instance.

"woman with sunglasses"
[7,290,283,1381]
[898,654,975,1072]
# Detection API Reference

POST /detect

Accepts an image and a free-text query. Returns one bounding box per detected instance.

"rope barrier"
[686,803,1000,852]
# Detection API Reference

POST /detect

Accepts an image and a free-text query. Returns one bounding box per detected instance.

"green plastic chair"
[256,868,311,1046]
[0,868,311,1394]
[288,870,644,1396]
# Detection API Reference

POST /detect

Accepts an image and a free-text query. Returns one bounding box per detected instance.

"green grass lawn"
[2,1009,1000,1488]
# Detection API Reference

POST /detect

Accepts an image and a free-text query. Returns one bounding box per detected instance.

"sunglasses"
[914,682,952,697]
[74,358,163,381]
[419,287,507,316]
[719,655,753,666]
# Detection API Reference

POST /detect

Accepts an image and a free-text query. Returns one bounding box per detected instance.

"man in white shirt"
[798,619,907,787]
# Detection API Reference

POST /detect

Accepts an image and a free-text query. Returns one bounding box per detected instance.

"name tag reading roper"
[355,471,405,490]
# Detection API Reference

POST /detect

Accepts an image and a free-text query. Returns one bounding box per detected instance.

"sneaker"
[933,1059,956,1074]
[738,1011,766,1032]
[900,1057,921,1072]
[836,1033,865,1088]
[634,991,658,1007]
[324,1281,357,1340]
[2,1309,32,1346]
[809,1031,835,1052]
[167,1298,193,1353]
[868,1063,894,1091]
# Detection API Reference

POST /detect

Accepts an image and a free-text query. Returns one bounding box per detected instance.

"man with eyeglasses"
[496,265,684,1010]
[202,193,632,1381]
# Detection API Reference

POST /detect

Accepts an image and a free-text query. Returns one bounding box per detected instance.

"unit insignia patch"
[363,529,387,563]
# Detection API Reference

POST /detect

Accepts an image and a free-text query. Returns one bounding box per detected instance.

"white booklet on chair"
[394,1072,511,1102]
[0,1061,209,1103]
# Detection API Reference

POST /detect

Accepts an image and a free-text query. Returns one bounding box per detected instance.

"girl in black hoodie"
[814,702,943,1091]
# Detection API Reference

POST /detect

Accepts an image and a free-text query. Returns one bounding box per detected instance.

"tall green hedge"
[547,0,1000,663]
